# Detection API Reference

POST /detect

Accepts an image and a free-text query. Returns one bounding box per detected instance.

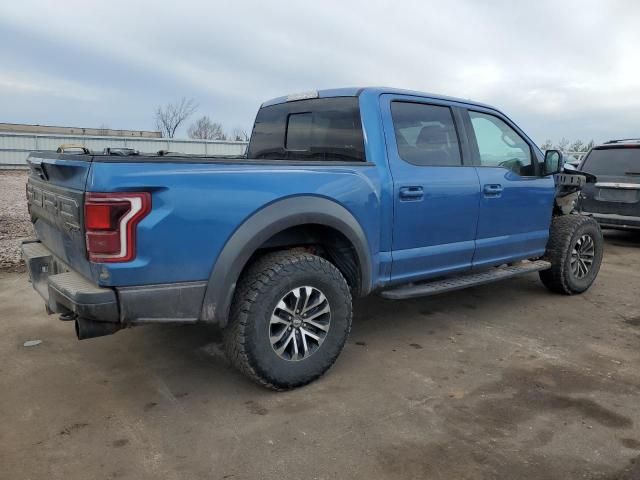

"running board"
[380,260,551,300]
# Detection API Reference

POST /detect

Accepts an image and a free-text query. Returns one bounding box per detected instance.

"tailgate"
[25,152,94,281]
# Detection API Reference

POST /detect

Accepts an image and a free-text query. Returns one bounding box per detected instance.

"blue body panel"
[473,168,555,267]
[35,87,556,294]
[377,93,481,283]
[86,162,385,287]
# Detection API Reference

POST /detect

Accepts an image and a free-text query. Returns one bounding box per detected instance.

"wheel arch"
[200,196,373,326]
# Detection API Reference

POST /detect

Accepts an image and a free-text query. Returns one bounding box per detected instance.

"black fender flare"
[199,196,373,326]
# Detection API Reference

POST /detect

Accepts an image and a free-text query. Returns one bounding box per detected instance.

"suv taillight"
[84,192,151,262]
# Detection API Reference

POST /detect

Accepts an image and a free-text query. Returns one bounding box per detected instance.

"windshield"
[581,147,640,177]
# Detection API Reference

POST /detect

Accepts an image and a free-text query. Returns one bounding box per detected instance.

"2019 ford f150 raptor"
[22,87,603,389]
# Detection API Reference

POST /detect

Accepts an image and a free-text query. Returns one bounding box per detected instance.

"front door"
[463,108,555,267]
[381,95,481,284]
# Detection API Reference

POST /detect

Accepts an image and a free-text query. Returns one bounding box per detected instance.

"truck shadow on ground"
[123,274,549,390]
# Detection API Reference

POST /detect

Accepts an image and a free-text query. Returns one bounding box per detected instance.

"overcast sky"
[1,0,638,145]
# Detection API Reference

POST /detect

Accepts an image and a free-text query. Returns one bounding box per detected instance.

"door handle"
[483,184,503,196]
[399,186,424,200]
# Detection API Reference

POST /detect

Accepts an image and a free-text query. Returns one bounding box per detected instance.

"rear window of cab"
[247,97,365,162]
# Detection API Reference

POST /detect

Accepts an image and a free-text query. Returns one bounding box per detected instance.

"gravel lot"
[1,230,640,479]
[0,170,32,271]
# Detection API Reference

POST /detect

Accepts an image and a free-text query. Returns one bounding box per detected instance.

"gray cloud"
[1,0,638,143]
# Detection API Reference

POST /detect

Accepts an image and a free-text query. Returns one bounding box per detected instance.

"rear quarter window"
[247,97,365,162]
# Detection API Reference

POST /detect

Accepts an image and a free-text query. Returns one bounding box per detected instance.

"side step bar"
[380,260,551,300]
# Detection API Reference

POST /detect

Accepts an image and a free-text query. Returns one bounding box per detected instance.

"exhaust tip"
[75,318,122,340]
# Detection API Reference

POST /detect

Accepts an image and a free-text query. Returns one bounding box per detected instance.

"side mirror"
[543,149,564,176]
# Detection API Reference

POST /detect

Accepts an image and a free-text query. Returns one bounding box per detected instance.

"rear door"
[462,108,555,267]
[26,152,94,280]
[381,94,481,284]
[580,146,640,221]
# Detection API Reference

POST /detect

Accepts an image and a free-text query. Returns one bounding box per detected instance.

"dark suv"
[579,139,640,230]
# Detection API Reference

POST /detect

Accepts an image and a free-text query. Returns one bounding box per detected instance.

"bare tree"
[540,139,553,150]
[584,139,595,152]
[231,127,250,142]
[542,138,596,153]
[556,137,570,152]
[187,116,226,140]
[569,139,584,152]
[154,97,198,138]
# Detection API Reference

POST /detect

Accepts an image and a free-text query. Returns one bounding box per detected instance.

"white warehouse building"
[0,125,248,168]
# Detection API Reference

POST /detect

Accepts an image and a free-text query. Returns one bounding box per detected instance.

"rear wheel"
[224,251,352,390]
[539,215,603,294]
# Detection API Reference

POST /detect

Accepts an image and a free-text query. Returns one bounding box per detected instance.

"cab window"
[468,111,535,176]
[390,102,462,166]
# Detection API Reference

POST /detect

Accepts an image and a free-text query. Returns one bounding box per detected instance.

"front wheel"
[539,215,604,295]
[224,251,352,390]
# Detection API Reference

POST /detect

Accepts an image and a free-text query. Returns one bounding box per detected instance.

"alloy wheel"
[269,286,331,361]
[570,234,595,279]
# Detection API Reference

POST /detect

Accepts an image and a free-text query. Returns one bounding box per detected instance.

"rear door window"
[247,97,365,162]
[581,148,640,177]
[390,102,462,166]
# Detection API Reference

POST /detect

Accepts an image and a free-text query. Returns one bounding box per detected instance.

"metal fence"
[0,132,248,168]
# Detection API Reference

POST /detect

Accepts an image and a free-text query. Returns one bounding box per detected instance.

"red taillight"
[84,192,151,263]
[85,202,130,230]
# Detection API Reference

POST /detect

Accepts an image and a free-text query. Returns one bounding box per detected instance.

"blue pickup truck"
[23,87,603,389]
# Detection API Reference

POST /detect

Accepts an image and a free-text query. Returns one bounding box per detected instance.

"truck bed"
[25,151,381,288]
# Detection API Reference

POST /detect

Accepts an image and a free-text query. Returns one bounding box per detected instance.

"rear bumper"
[21,240,119,322]
[588,212,640,230]
[21,240,207,327]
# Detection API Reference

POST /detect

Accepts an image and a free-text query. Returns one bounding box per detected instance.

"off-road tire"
[539,215,603,295]
[223,251,352,390]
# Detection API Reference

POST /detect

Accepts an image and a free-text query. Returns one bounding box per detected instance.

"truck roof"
[261,86,494,110]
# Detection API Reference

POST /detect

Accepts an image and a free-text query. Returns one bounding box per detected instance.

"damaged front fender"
[553,169,597,215]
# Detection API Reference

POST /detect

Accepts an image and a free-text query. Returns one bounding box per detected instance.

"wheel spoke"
[305,318,330,332]
[300,286,313,313]
[291,331,300,360]
[580,259,590,276]
[270,325,290,344]
[270,314,291,326]
[275,299,295,317]
[571,257,579,276]
[305,303,330,321]
[300,327,320,342]
[301,330,309,356]
[275,330,296,357]
[577,260,585,277]
[302,292,326,314]
[291,288,303,314]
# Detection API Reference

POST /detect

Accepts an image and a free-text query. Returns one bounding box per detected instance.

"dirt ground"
[0,230,639,479]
